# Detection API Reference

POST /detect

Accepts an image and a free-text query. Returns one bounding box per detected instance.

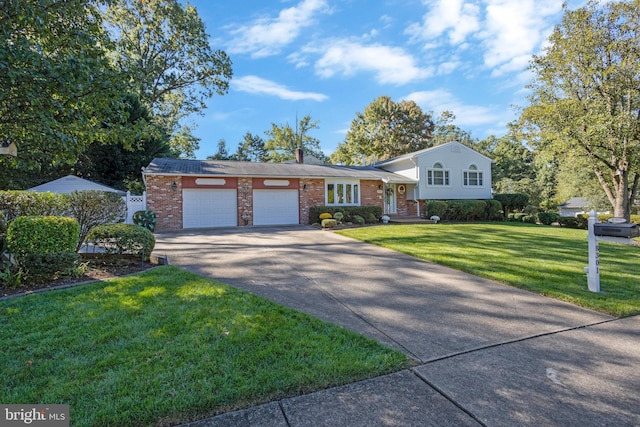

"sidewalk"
[153,227,640,426]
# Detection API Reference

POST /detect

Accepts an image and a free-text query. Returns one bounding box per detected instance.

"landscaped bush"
[68,190,127,251]
[353,215,365,225]
[321,219,337,229]
[493,193,529,214]
[319,212,333,220]
[333,212,344,223]
[7,216,80,258]
[87,224,155,260]
[0,191,70,223]
[485,199,504,221]
[521,215,537,224]
[20,252,83,283]
[537,211,560,225]
[513,213,528,222]
[445,200,487,221]
[424,200,448,218]
[133,210,156,231]
[309,206,382,224]
[558,216,580,228]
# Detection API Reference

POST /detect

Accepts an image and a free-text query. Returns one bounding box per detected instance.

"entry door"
[385,184,397,214]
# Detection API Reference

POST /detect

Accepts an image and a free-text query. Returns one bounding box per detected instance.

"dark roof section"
[143,158,416,183]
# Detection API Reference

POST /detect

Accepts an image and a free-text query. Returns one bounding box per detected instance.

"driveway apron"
[154,226,639,426]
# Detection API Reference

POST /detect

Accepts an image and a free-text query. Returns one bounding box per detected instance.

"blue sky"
[186,0,586,159]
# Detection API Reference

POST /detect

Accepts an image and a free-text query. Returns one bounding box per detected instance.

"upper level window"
[427,162,449,186]
[464,164,483,186]
[326,180,360,206]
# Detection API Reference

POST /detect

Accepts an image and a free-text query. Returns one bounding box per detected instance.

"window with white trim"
[326,180,360,206]
[463,164,484,186]
[427,162,449,186]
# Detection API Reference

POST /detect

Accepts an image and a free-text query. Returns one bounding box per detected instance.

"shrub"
[366,213,378,224]
[424,200,448,218]
[87,224,155,260]
[522,215,537,224]
[537,212,560,226]
[485,199,504,221]
[309,206,383,224]
[333,212,344,223]
[321,219,337,229]
[575,214,589,229]
[319,212,333,220]
[493,193,529,214]
[507,213,516,222]
[7,216,80,258]
[21,252,83,283]
[133,210,156,231]
[0,190,70,223]
[559,216,580,228]
[68,191,127,251]
[353,215,365,225]
[513,213,527,222]
[445,200,487,221]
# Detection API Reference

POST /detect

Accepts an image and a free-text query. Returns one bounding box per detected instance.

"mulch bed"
[1,255,158,299]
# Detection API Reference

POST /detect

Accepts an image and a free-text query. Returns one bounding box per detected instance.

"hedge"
[424,199,503,222]
[309,206,382,224]
[0,191,70,223]
[493,193,529,214]
[7,216,80,258]
[87,224,155,260]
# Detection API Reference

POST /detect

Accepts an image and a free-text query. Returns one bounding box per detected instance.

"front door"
[385,184,397,214]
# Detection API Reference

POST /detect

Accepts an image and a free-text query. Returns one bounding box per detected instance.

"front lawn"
[0,266,410,426]
[338,223,640,317]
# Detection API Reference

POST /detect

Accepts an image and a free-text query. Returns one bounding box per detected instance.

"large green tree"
[233,132,267,162]
[105,0,232,158]
[520,0,640,219]
[264,115,326,163]
[0,0,130,188]
[330,96,434,165]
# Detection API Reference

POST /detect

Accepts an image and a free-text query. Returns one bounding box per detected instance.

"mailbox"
[593,222,639,238]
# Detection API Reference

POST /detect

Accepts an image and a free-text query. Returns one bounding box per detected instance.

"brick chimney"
[295,147,304,164]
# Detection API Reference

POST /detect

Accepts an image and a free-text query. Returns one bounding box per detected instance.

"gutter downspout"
[409,157,420,218]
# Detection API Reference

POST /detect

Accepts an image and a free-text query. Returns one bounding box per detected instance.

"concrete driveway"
[154,226,640,426]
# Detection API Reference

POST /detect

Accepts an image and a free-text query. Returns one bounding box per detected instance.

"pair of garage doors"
[182,189,299,228]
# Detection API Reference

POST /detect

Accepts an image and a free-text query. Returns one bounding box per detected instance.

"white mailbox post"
[585,209,639,293]
[585,210,600,293]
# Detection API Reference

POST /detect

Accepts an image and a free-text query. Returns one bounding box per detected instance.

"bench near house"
[142,141,494,231]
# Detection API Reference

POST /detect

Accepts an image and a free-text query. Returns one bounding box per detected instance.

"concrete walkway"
[153,226,640,427]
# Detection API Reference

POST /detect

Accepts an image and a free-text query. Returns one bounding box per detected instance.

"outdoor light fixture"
[171,181,177,190]
[303,183,307,191]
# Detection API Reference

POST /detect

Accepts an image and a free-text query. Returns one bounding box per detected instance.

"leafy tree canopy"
[520,0,640,219]
[264,115,326,163]
[330,96,435,165]
[0,0,132,188]
[105,0,233,158]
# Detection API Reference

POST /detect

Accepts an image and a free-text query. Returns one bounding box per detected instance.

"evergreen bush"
[87,224,155,260]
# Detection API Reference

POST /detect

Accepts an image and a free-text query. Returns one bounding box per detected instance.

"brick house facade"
[143,142,492,231]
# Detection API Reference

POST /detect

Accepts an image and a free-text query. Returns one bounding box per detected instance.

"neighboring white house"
[374,141,494,201]
[558,197,613,217]
[29,175,126,195]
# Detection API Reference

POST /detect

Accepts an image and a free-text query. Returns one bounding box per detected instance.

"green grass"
[0,266,410,426]
[338,223,640,317]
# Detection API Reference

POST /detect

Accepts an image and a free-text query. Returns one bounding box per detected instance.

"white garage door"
[253,189,299,226]
[183,189,237,228]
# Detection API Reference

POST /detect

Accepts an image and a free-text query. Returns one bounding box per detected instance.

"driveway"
[154,226,640,426]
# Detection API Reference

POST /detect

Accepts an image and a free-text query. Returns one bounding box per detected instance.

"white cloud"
[306,39,430,85]
[403,89,502,126]
[407,0,565,76]
[225,0,330,58]
[232,76,328,102]
[481,0,563,75]
[406,0,480,45]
